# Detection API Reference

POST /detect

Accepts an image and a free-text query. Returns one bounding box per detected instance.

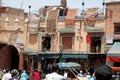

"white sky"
[2,0,118,12]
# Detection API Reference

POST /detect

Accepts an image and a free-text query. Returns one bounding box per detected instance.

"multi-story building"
[35,0,106,71]
[0,0,106,71]
[0,6,28,69]
[105,1,120,70]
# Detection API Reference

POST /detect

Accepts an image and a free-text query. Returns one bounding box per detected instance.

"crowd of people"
[0,69,27,80]
[44,64,113,80]
[0,68,40,80]
[0,64,113,80]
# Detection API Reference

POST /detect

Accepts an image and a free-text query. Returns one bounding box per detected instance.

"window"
[59,9,64,16]
[114,23,120,34]
[90,37,101,53]
[41,37,51,52]
[59,9,67,16]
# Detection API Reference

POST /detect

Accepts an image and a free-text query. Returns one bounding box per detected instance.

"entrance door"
[62,37,72,51]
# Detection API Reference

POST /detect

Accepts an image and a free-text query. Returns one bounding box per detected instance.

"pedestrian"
[79,70,83,76]
[44,64,64,80]
[94,64,112,80]
[88,65,94,77]
[32,69,40,80]
[47,62,53,73]
[10,69,19,80]
[2,69,12,80]
[0,70,4,80]
[63,70,68,79]
[20,70,27,80]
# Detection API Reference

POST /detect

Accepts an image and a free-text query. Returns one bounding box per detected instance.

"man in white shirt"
[63,71,68,79]
[44,64,64,80]
[2,70,12,80]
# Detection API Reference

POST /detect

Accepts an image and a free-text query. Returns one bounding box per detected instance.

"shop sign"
[106,34,113,44]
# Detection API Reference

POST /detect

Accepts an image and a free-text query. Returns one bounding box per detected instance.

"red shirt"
[32,71,40,80]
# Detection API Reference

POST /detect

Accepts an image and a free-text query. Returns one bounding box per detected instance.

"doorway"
[0,43,19,69]
[90,37,101,53]
[8,45,19,69]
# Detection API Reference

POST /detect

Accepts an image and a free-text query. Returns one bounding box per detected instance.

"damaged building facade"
[34,0,106,72]
[0,0,106,71]
[105,1,120,70]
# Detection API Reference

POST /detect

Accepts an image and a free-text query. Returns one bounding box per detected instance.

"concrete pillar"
[101,36,105,53]
[24,18,28,47]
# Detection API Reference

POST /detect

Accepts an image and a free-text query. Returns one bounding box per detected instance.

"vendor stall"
[106,42,120,72]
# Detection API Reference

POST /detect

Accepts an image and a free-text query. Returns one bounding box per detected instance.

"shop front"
[88,54,106,68]
[106,42,120,72]
[38,53,88,74]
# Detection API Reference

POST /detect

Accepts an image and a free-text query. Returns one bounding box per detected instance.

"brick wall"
[65,9,77,26]
[1,7,24,26]
[46,10,58,34]
[106,2,120,34]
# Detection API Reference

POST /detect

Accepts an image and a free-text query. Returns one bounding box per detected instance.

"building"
[0,0,106,71]
[0,6,27,69]
[35,0,106,72]
[105,1,120,70]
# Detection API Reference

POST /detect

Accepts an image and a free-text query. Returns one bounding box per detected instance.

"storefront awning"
[107,42,120,57]
[21,48,37,55]
[58,27,75,33]
[62,54,88,58]
[38,54,88,59]
[106,42,120,62]
[86,27,104,32]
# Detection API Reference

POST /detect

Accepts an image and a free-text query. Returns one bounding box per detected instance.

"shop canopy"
[106,42,120,62]
[38,54,88,59]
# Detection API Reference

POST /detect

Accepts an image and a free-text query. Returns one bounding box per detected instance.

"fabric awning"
[21,48,37,55]
[86,27,104,32]
[58,27,75,33]
[38,54,88,59]
[107,42,120,57]
[106,42,120,62]
[106,56,120,62]
[39,54,59,58]
[62,54,88,59]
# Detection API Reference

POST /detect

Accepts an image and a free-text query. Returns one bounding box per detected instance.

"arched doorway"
[0,43,19,69]
[8,45,19,69]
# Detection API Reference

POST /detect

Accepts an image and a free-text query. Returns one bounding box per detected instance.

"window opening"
[59,9,67,16]
[42,37,51,52]
[90,37,101,53]
[114,23,120,34]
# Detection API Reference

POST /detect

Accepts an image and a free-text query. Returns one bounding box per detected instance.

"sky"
[2,0,119,12]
